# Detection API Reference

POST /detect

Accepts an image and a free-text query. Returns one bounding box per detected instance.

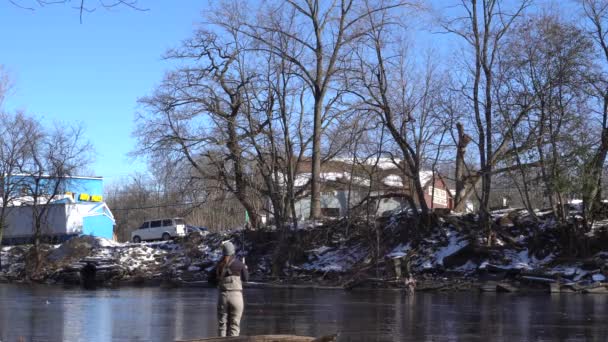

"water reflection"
[0,284,607,341]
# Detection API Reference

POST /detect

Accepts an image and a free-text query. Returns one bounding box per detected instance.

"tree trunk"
[583,127,608,222]
[310,95,323,220]
[455,122,472,208]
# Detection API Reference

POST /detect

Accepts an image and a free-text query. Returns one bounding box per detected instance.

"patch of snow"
[549,265,585,280]
[308,246,331,255]
[294,173,312,187]
[434,234,469,266]
[187,266,201,272]
[503,249,554,270]
[386,243,411,258]
[95,237,123,248]
[592,274,606,282]
[351,177,371,187]
[561,267,578,277]
[382,175,403,187]
[375,161,399,170]
[320,172,348,182]
[490,208,517,218]
[534,209,554,216]
[454,260,478,273]
[592,219,608,230]
[574,271,588,281]
[419,171,434,187]
[301,244,367,273]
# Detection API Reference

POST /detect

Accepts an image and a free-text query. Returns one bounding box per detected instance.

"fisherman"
[216,241,248,337]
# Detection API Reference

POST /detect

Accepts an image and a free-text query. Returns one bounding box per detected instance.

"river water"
[0,283,607,342]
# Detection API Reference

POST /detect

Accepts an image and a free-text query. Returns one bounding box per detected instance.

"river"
[0,284,607,341]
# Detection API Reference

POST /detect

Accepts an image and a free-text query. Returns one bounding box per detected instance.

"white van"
[130,218,187,243]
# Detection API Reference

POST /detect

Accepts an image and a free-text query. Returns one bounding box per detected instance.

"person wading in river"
[216,241,248,337]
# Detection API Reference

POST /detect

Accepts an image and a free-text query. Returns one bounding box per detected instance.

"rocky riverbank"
[2,208,608,294]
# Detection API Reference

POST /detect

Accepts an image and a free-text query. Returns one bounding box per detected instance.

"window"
[162,219,172,227]
[140,222,150,229]
[150,220,162,228]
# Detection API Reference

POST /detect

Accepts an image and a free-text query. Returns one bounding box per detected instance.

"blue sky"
[0,0,566,189]
[0,1,206,184]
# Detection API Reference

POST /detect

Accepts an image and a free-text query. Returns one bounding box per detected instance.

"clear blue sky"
[0,0,566,188]
[0,1,206,184]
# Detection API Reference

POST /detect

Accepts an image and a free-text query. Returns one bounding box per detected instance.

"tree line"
[122,0,608,245]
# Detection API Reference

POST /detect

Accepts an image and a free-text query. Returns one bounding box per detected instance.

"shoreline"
[2,276,607,295]
[2,209,607,295]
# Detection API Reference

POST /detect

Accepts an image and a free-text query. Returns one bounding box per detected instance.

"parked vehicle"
[131,218,187,243]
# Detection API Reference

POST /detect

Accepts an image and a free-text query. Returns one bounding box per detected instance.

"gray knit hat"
[222,241,235,256]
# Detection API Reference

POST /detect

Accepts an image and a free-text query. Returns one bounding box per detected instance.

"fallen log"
[583,285,608,294]
[496,282,518,292]
[176,335,336,342]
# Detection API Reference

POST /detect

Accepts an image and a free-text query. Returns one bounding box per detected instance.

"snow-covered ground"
[1,207,607,289]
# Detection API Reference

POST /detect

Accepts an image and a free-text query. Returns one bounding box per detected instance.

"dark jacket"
[221,257,249,283]
[211,256,249,291]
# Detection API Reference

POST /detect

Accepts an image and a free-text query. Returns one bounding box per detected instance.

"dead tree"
[442,0,531,242]
[454,122,472,207]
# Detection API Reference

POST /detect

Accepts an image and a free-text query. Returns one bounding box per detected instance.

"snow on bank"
[434,232,469,266]
[301,244,367,273]
[387,243,411,258]
[95,237,123,248]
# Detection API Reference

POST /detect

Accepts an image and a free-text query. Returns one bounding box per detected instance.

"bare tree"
[502,13,595,222]
[135,29,267,228]
[0,112,40,269]
[581,0,608,223]
[442,0,531,242]
[352,1,452,228]
[225,0,408,220]
[21,123,92,275]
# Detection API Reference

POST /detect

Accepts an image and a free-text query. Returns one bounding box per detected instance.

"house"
[1,175,115,244]
[291,158,455,220]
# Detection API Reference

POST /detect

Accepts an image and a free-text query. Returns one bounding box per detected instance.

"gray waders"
[217,258,244,337]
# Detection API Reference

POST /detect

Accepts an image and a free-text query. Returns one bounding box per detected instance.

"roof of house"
[290,158,449,194]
